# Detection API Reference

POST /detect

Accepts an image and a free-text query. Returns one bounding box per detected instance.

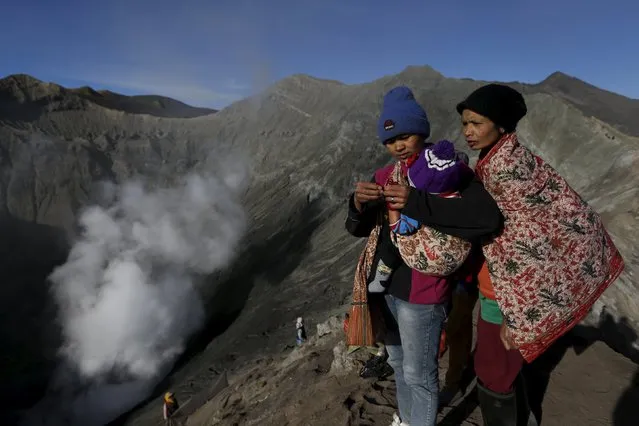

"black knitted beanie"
[456,84,527,132]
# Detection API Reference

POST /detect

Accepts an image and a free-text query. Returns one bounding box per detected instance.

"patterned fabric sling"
[346,161,472,350]
[385,161,472,276]
[476,133,625,362]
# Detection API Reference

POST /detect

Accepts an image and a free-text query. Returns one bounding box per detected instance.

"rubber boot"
[477,382,517,426]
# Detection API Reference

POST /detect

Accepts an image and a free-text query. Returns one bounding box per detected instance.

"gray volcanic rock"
[0,67,637,425]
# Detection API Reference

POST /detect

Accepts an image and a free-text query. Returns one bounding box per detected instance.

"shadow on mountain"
[522,313,639,424]
[590,312,639,365]
[522,329,597,424]
[0,98,51,123]
[0,214,69,421]
[109,198,327,425]
[596,314,639,426]
[441,312,639,425]
[614,367,639,426]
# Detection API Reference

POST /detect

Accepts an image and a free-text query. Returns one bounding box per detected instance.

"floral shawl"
[476,133,625,362]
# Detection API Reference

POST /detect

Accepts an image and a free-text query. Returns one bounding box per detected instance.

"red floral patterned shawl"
[476,133,625,362]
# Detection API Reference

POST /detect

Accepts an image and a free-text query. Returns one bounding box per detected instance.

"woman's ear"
[498,127,506,134]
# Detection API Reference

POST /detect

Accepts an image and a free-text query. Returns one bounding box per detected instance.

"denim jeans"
[385,294,447,426]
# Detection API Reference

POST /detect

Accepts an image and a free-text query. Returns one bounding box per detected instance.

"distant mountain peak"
[399,65,444,78]
[545,70,570,79]
[0,74,64,102]
[0,73,51,87]
[534,70,639,135]
[540,71,587,87]
[0,73,217,118]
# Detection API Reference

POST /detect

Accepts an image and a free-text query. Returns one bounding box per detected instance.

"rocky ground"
[140,314,639,426]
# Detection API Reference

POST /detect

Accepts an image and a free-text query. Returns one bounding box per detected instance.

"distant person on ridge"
[456,83,625,425]
[295,317,307,345]
[345,86,503,426]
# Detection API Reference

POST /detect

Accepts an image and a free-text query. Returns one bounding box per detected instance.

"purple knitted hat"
[407,140,473,194]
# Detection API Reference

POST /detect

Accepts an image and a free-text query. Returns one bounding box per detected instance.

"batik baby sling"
[385,160,472,276]
[346,161,472,350]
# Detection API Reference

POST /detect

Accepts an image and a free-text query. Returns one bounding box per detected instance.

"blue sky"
[1,0,637,108]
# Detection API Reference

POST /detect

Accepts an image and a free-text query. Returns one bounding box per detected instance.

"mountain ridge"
[0,73,217,120]
[531,70,639,136]
[3,67,639,136]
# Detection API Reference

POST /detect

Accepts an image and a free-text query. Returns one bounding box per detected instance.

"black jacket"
[345,175,502,303]
[346,176,503,243]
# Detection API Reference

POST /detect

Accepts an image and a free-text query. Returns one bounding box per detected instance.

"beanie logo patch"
[383,119,395,131]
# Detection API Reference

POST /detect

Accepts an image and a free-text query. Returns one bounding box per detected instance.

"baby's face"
[384,134,425,162]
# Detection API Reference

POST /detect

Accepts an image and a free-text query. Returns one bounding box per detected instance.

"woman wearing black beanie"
[457,84,528,153]
[456,84,624,426]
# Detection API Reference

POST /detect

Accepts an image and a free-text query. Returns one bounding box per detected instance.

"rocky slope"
[178,315,639,426]
[0,67,637,425]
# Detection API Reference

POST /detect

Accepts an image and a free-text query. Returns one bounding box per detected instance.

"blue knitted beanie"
[377,86,431,144]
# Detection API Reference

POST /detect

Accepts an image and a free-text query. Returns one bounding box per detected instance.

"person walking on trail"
[295,317,307,345]
[456,83,625,425]
[163,392,179,423]
[345,86,503,426]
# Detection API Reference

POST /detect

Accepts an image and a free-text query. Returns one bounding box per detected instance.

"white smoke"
[25,162,248,425]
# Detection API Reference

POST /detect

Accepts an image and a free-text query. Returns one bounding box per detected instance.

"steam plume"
[25,162,247,425]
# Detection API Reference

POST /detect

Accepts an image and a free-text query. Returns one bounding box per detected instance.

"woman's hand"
[500,321,518,350]
[354,182,383,212]
[383,185,410,210]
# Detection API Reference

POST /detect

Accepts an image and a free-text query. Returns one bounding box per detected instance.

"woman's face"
[385,134,425,161]
[461,109,503,151]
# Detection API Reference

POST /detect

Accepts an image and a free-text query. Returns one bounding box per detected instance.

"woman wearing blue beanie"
[346,86,503,426]
[375,86,432,146]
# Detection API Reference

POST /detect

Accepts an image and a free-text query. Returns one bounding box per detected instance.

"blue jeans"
[385,294,447,426]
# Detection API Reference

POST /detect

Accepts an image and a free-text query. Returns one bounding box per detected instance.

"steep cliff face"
[0,68,637,424]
